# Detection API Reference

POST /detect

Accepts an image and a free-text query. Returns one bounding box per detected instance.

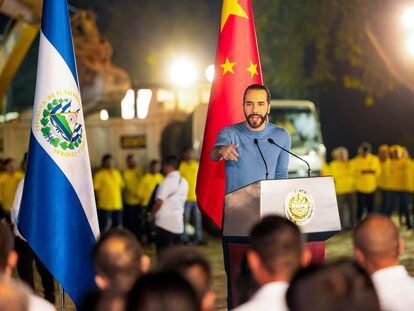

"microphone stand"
[267,138,311,178]
[254,138,269,180]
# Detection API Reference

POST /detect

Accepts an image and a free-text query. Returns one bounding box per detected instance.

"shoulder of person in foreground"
[29,293,56,311]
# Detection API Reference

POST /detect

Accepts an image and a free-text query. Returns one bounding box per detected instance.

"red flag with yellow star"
[196,0,262,228]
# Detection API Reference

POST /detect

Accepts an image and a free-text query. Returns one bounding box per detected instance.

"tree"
[253,0,414,104]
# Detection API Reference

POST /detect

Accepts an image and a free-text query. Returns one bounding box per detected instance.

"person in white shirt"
[148,155,188,254]
[10,153,56,304]
[233,215,311,311]
[353,214,414,311]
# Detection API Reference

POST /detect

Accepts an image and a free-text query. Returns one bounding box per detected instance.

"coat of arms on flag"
[37,92,83,153]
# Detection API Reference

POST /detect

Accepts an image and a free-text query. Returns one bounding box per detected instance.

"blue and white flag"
[18,0,99,305]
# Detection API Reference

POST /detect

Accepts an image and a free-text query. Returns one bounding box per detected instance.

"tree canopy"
[254,0,414,104]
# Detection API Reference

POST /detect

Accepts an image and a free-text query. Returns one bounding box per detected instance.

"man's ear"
[201,290,216,311]
[140,255,151,274]
[95,274,109,290]
[246,250,261,273]
[300,248,312,267]
[7,250,18,270]
[398,238,404,257]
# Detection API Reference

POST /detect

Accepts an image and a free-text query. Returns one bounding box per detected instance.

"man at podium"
[211,84,291,193]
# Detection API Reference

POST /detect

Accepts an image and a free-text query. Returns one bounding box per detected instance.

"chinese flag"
[196,0,262,228]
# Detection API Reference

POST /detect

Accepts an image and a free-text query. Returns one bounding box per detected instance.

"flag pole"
[60,285,65,311]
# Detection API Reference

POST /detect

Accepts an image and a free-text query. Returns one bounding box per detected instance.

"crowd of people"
[0,148,205,254]
[323,142,414,229]
[92,149,205,250]
[0,212,412,310]
[0,142,414,310]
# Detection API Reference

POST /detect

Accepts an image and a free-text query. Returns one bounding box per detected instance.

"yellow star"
[220,57,237,75]
[221,0,248,32]
[246,60,258,78]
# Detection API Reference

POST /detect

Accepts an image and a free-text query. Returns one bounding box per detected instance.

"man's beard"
[245,112,267,129]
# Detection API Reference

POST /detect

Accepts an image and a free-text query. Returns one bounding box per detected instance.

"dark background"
[10,0,414,160]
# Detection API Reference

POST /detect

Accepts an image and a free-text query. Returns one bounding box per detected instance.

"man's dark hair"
[359,142,372,154]
[126,154,134,161]
[3,158,14,166]
[93,228,144,293]
[0,222,14,271]
[149,159,160,167]
[156,246,211,296]
[249,215,302,275]
[126,271,200,311]
[243,84,271,104]
[101,154,112,165]
[286,259,380,311]
[163,155,180,170]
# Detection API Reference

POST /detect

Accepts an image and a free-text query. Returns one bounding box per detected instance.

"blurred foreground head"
[353,214,401,273]
[247,215,311,285]
[157,246,215,311]
[0,277,29,311]
[126,271,200,311]
[93,228,150,293]
[286,259,380,311]
[0,222,18,277]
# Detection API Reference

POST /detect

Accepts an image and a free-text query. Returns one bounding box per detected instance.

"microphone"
[253,138,269,180]
[267,138,311,178]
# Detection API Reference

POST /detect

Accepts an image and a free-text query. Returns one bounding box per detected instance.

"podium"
[222,176,341,307]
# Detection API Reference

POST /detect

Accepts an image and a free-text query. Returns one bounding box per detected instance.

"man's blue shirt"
[213,122,291,194]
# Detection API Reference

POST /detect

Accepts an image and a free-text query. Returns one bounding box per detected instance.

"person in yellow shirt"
[329,147,355,229]
[377,145,391,214]
[386,145,412,229]
[0,158,23,221]
[94,154,125,233]
[137,160,163,243]
[138,160,163,208]
[179,148,204,245]
[123,154,144,239]
[352,143,381,222]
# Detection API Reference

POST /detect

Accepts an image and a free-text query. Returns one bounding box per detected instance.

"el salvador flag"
[18,0,100,305]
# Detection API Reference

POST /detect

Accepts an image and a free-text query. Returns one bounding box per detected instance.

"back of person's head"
[353,214,401,272]
[126,271,200,311]
[286,259,380,311]
[163,155,180,171]
[79,290,125,311]
[157,246,215,310]
[93,228,150,293]
[0,222,17,275]
[247,215,309,284]
[0,277,29,311]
